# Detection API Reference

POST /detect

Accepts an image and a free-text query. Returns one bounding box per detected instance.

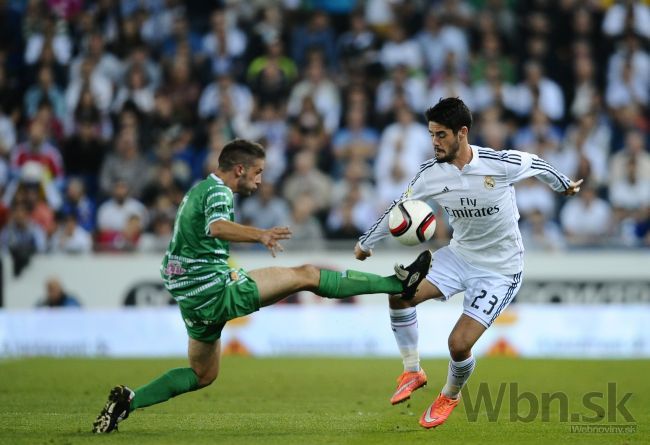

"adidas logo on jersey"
[441,186,450,193]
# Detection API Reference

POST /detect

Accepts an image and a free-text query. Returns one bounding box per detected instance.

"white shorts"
[426,246,523,328]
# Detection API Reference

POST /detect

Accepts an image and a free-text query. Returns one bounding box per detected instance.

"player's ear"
[458,126,468,140]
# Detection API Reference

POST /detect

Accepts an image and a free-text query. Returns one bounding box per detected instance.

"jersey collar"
[463,145,480,171]
[209,173,224,184]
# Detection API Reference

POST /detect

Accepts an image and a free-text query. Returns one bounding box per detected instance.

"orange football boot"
[419,392,460,428]
[390,369,427,405]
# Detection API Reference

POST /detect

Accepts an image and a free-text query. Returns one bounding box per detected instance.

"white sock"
[442,355,476,399]
[389,307,420,372]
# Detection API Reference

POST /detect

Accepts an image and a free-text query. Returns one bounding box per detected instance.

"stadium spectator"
[137,214,173,253]
[10,120,64,188]
[69,31,122,87]
[428,56,474,111]
[98,128,148,198]
[64,57,113,114]
[160,12,203,63]
[375,64,427,116]
[49,211,92,253]
[0,106,16,156]
[96,179,148,242]
[609,156,650,241]
[24,65,66,120]
[336,10,378,74]
[282,150,332,214]
[375,106,431,207]
[560,184,614,246]
[33,98,65,144]
[287,54,341,135]
[606,33,650,107]
[327,185,376,240]
[602,0,650,39]
[282,192,326,251]
[417,8,469,79]
[16,173,57,236]
[610,130,650,185]
[201,8,247,77]
[519,209,566,251]
[247,5,285,61]
[240,181,290,230]
[36,277,82,308]
[332,106,378,179]
[512,108,563,156]
[471,61,514,113]
[562,111,612,187]
[198,71,253,122]
[569,55,599,119]
[159,59,201,125]
[246,37,297,106]
[61,115,107,194]
[0,201,47,276]
[111,65,155,114]
[378,22,423,72]
[470,30,514,85]
[515,177,556,220]
[24,13,72,67]
[120,45,163,91]
[60,177,95,232]
[290,10,337,70]
[504,60,564,122]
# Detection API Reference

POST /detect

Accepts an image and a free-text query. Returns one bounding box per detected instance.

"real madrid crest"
[484,176,495,189]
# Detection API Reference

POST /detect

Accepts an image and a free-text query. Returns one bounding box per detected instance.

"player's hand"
[563,179,584,196]
[354,242,372,261]
[259,226,292,257]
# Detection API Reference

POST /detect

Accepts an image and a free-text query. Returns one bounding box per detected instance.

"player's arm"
[502,150,582,195]
[355,162,431,260]
[209,220,291,257]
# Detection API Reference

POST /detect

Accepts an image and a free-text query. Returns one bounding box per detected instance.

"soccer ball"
[388,199,436,246]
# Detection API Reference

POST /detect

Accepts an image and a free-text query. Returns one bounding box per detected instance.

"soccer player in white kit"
[354,98,583,429]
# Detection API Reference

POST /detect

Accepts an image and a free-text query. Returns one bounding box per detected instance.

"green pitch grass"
[0,357,646,444]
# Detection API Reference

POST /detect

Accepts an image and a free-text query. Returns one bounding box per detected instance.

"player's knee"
[448,335,472,361]
[295,264,320,289]
[196,368,219,388]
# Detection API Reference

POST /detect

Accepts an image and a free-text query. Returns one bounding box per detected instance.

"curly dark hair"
[424,97,472,134]
[217,139,266,171]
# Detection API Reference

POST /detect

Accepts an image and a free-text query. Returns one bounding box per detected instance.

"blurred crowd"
[0,0,649,275]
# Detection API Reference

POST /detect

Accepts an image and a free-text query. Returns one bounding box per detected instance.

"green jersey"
[161,173,235,302]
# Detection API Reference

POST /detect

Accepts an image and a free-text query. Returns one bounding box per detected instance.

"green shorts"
[174,269,261,343]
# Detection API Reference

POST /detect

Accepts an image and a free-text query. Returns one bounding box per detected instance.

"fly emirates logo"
[443,197,500,218]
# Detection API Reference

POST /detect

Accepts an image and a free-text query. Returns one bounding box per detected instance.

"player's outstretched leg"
[92,385,134,433]
[317,250,432,300]
[394,250,433,299]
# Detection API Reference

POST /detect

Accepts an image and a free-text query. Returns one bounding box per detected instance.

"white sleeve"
[504,150,571,192]
[358,160,433,251]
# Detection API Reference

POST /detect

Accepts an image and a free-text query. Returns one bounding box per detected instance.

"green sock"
[317,269,403,299]
[130,367,200,410]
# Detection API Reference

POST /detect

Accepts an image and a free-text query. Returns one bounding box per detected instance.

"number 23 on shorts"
[470,290,499,315]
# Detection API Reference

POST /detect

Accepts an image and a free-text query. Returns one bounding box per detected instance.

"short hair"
[218,139,266,171]
[424,98,472,134]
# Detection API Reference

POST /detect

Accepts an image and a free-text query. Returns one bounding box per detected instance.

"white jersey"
[359,145,571,275]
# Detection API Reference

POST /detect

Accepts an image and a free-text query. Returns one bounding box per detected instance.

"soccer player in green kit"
[93,139,432,433]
